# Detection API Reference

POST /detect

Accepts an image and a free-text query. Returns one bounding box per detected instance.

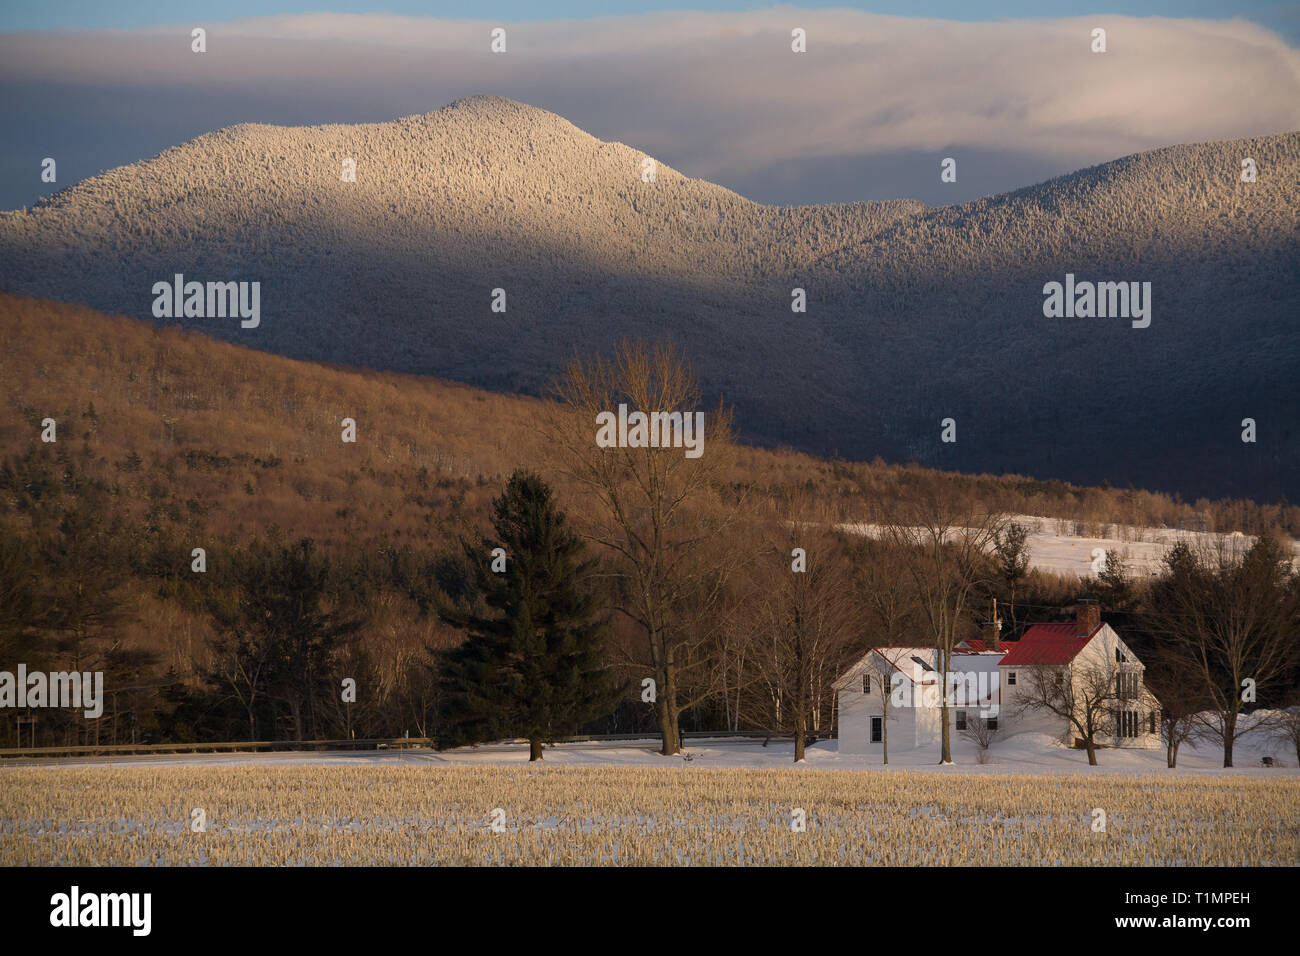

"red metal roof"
[996,623,1099,666]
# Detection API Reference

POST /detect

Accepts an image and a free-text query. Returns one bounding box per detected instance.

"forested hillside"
[2,293,1296,749]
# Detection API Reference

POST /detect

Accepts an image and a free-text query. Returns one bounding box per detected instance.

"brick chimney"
[1074,599,1101,636]
[981,618,1002,652]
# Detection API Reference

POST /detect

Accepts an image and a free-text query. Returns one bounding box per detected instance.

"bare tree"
[544,339,741,755]
[1145,536,1299,767]
[959,710,1000,763]
[1264,705,1300,766]
[715,517,792,737]
[1192,708,1272,766]
[207,632,268,741]
[850,538,923,765]
[853,536,921,647]
[883,494,1004,764]
[1015,661,1116,765]
[716,606,757,733]
[750,523,858,762]
[860,653,898,765]
[1142,652,1209,768]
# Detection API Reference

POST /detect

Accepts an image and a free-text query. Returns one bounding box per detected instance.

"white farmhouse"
[833,638,1003,756]
[835,604,1161,756]
[835,646,938,755]
[998,603,1160,750]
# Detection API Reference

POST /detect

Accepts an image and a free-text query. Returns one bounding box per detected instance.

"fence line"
[0,730,827,759]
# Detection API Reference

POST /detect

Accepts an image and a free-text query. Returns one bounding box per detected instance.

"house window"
[987,716,998,731]
[1007,671,1016,686]
[1115,710,1140,738]
[1149,711,1157,735]
[870,717,883,743]
[956,710,967,731]
[862,674,871,694]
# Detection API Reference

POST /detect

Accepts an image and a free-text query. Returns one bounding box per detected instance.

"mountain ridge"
[1,96,1297,500]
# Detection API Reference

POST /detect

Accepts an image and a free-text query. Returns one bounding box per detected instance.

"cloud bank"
[2,8,1298,209]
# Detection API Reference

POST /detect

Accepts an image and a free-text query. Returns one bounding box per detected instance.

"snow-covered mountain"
[2,96,1297,499]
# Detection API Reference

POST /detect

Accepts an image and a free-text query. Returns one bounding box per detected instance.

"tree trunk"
[305,663,317,742]
[1086,738,1098,766]
[812,668,822,733]
[939,666,952,764]
[1223,711,1236,768]
[529,738,543,761]
[722,662,731,732]
[882,717,889,765]
[289,698,303,742]
[656,643,680,756]
[794,655,809,763]
[657,704,678,755]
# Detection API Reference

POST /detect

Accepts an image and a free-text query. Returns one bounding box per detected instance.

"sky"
[2,4,1298,211]
[3,2,1298,41]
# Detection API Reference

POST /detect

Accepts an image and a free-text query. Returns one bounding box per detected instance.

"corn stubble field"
[2,766,1296,866]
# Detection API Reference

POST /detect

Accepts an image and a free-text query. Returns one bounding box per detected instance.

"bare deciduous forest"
[1,293,1297,756]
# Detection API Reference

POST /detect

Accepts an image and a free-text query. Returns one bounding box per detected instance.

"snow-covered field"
[7,730,1294,776]
[841,514,1300,579]
[4,744,1295,865]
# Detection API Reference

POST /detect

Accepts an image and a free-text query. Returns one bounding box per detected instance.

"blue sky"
[3,1,1298,41]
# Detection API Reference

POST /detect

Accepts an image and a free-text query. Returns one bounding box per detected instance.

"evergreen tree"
[990,520,1031,637]
[437,471,622,760]
[1095,547,1134,610]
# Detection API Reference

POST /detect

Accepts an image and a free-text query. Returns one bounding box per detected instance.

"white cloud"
[2,8,1297,205]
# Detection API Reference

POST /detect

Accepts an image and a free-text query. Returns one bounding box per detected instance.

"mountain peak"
[404,94,590,138]
[0,109,1295,500]
[441,94,548,115]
